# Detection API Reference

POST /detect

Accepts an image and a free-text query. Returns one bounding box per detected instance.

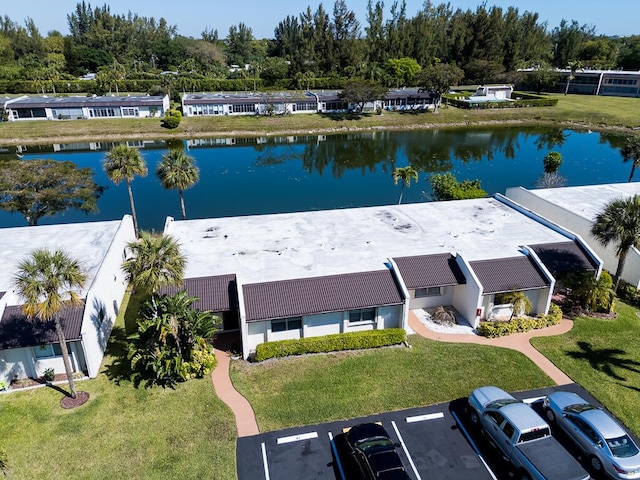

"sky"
[4,0,639,39]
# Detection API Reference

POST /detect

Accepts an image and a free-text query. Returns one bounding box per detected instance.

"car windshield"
[486,398,521,409]
[564,403,597,414]
[607,435,640,458]
[355,436,394,454]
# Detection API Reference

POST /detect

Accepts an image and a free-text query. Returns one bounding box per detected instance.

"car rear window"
[518,427,551,443]
[607,435,640,458]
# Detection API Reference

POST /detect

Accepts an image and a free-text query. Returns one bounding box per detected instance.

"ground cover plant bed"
[0,293,237,480]
[231,334,553,432]
[1,94,638,146]
[532,301,640,435]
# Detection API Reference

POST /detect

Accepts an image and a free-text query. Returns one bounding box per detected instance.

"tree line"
[1,1,639,96]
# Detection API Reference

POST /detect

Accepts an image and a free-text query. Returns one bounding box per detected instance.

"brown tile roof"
[159,274,237,312]
[530,241,598,276]
[0,302,85,349]
[243,270,404,322]
[393,253,466,289]
[470,256,550,294]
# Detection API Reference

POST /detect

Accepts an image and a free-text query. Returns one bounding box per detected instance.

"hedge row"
[443,92,558,109]
[477,303,563,338]
[254,328,407,361]
[0,76,350,95]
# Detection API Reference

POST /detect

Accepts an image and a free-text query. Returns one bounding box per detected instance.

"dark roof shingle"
[470,256,550,294]
[530,241,598,276]
[393,253,466,289]
[243,270,404,322]
[159,274,237,312]
[0,303,85,349]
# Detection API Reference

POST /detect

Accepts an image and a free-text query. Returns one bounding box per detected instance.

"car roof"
[579,408,627,439]
[500,403,548,431]
[348,423,390,442]
[472,385,514,407]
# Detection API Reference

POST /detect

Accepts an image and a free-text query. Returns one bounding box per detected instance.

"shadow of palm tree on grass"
[102,325,134,385]
[567,341,640,381]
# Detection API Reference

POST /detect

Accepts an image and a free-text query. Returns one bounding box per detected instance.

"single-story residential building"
[519,68,640,98]
[181,88,438,117]
[3,94,169,121]
[474,84,513,100]
[506,183,640,287]
[164,195,600,359]
[0,216,135,386]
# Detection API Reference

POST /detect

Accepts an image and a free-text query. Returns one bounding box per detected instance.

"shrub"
[543,152,563,174]
[43,367,55,382]
[162,115,181,129]
[617,280,639,304]
[166,108,182,119]
[429,173,487,201]
[477,303,562,338]
[184,339,217,379]
[254,328,406,361]
[432,306,456,326]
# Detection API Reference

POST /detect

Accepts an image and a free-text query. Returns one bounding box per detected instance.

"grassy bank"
[1,94,639,146]
[230,335,552,432]
[0,295,237,480]
[532,302,640,435]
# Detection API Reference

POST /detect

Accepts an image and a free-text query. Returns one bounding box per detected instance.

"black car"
[344,423,411,480]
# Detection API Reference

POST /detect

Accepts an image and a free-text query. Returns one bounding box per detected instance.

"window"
[485,411,505,426]
[415,287,442,298]
[502,422,515,439]
[34,344,63,358]
[121,107,139,117]
[89,107,117,118]
[271,317,302,332]
[231,103,255,113]
[348,308,376,324]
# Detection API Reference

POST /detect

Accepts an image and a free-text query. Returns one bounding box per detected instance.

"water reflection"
[0,126,629,231]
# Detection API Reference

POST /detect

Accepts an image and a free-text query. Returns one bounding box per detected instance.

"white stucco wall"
[408,287,454,310]
[378,305,403,329]
[247,321,267,354]
[304,312,343,337]
[0,348,33,384]
[452,256,483,327]
[80,215,135,378]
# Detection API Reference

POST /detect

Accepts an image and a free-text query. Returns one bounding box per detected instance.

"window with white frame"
[34,344,63,358]
[271,317,302,332]
[121,107,139,117]
[348,307,376,324]
[415,287,442,298]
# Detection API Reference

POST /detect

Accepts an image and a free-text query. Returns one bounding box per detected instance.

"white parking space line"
[276,431,318,444]
[405,412,445,423]
[523,396,545,404]
[260,442,271,480]
[391,420,423,480]
[450,411,498,480]
[328,432,347,480]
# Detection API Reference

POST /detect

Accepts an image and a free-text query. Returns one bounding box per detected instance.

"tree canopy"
[0,159,104,226]
[338,79,387,113]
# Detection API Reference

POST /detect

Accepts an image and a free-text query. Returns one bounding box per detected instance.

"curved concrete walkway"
[209,314,574,439]
[211,345,259,437]
[408,311,574,385]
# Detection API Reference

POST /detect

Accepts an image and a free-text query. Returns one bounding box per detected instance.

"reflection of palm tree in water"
[568,341,640,381]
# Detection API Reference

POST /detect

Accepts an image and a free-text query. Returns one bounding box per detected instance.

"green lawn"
[1,93,638,146]
[0,294,237,480]
[532,301,640,436]
[230,335,553,432]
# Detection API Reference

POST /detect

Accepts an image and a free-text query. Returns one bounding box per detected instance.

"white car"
[544,391,640,479]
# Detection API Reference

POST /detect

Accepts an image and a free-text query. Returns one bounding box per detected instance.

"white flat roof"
[165,197,571,284]
[0,219,123,299]
[524,182,640,222]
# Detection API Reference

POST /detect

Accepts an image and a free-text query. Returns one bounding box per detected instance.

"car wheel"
[469,409,479,425]
[590,455,603,473]
[544,408,556,424]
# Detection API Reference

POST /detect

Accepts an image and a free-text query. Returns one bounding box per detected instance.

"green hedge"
[254,328,406,361]
[443,91,558,110]
[477,303,562,338]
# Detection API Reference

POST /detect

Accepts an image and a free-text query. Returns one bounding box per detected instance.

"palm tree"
[13,249,87,399]
[104,145,147,237]
[621,136,640,182]
[392,166,418,204]
[503,291,532,317]
[591,195,640,288]
[564,60,582,95]
[122,232,186,295]
[156,149,200,220]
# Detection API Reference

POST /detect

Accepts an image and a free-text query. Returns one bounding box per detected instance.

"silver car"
[544,391,640,479]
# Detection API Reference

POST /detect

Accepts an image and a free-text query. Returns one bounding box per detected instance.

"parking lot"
[237,383,638,480]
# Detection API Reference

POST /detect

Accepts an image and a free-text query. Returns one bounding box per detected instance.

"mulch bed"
[60,391,90,409]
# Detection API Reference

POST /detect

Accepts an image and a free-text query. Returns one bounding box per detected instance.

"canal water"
[0,126,630,232]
